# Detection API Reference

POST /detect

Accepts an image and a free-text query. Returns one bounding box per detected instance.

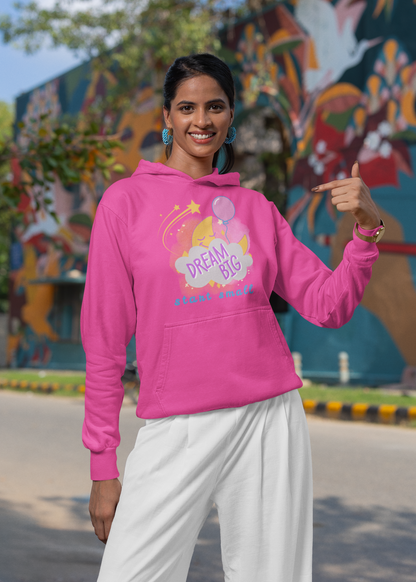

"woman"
[81,53,383,582]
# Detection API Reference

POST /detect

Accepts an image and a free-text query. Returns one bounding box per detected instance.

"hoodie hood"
[132,158,241,187]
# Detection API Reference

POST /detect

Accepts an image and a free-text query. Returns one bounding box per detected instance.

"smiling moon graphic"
[191,216,248,253]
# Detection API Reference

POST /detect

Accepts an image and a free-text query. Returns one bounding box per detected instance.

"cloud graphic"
[175,238,253,288]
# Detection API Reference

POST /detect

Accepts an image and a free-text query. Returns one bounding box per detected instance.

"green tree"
[0,1,250,221]
[0,115,125,219]
[0,101,14,312]
[0,101,13,143]
[0,1,287,219]
[0,108,126,310]
[0,0,289,315]
[0,0,248,115]
[0,1,277,110]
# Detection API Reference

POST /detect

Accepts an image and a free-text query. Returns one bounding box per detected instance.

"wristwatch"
[354,219,385,243]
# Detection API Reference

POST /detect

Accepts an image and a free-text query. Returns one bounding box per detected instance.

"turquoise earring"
[224,126,236,144]
[162,128,173,145]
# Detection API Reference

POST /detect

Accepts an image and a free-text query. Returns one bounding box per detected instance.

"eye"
[210,104,223,110]
[179,105,193,112]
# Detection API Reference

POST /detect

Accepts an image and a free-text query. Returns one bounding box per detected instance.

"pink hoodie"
[81,159,379,480]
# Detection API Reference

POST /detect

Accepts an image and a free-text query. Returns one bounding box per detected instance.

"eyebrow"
[176,99,227,106]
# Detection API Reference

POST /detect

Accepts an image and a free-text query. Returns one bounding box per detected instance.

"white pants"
[97,389,313,582]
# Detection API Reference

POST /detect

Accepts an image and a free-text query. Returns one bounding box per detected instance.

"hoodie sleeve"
[80,201,136,481]
[269,201,379,328]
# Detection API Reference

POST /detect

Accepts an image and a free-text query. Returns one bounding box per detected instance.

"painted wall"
[9,0,416,384]
[8,61,170,368]
[221,0,416,384]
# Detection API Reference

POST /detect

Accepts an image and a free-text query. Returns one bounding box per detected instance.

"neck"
[163,146,215,180]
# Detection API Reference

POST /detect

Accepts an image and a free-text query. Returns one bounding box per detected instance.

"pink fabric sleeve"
[269,202,379,328]
[356,222,383,236]
[80,202,137,481]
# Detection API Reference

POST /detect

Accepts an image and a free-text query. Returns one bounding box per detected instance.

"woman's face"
[163,74,234,161]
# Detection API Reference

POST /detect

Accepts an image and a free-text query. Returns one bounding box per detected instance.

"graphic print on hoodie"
[160,195,254,302]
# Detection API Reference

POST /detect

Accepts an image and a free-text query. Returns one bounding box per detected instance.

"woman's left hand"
[311,161,381,230]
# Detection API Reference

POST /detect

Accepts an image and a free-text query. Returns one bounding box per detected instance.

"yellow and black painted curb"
[0,378,85,394]
[302,399,416,424]
[1,379,415,424]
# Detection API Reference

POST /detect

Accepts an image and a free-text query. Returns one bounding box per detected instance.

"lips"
[189,132,216,144]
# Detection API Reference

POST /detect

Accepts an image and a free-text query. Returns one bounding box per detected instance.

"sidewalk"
[1,374,416,425]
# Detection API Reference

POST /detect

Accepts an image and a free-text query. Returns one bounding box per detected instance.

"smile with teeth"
[190,133,215,139]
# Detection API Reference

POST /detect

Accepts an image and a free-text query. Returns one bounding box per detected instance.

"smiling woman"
[82,51,382,582]
[161,53,236,176]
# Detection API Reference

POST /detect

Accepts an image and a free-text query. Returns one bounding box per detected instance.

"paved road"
[0,389,415,582]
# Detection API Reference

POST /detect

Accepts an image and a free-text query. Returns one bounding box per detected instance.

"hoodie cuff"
[90,448,119,481]
[350,223,379,260]
[357,222,383,236]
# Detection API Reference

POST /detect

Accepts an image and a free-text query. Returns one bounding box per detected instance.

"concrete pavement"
[0,389,415,581]
[308,414,416,582]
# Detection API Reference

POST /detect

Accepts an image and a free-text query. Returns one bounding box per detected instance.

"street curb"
[0,378,85,394]
[302,399,416,424]
[1,380,416,425]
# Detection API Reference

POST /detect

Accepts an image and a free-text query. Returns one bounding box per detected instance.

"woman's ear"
[163,106,171,129]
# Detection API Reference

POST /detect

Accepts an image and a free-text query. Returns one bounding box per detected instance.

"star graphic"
[187,200,201,214]
[174,204,180,211]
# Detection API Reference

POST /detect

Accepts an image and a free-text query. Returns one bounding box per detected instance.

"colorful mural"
[9,0,416,384]
[9,57,168,368]
[219,0,416,382]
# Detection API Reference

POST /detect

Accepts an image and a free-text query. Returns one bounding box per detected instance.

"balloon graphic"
[212,196,235,243]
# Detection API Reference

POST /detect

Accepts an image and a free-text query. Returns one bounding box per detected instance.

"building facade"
[9,0,416,384]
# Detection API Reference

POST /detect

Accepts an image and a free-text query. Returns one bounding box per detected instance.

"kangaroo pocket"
[154,305,298,416]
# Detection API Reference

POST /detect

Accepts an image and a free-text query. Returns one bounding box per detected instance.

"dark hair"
[163,52,235,174]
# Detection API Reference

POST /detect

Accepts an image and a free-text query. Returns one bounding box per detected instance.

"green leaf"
[390,130,416,142]
[270,39,304,56]
[217,46,239,65]
[112,163,125,173]
[49,211,61,224]
[107,140,124,149]
[325,107,355,132]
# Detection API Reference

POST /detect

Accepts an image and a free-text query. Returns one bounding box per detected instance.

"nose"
[194,106,212,128]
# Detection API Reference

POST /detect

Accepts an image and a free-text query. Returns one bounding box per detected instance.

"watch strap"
[355,219,385,242]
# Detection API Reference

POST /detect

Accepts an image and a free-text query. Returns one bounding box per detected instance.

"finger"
[331,194,353,208]
[330,185,351,198]
[333,200,352,212]
[104,515,114,544]
[94,517,106,544]
[351,160,361,179]
[330,191,350,204]
[312,178,353,192]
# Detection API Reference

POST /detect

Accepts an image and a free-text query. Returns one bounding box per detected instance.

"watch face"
[375,227,385,243]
